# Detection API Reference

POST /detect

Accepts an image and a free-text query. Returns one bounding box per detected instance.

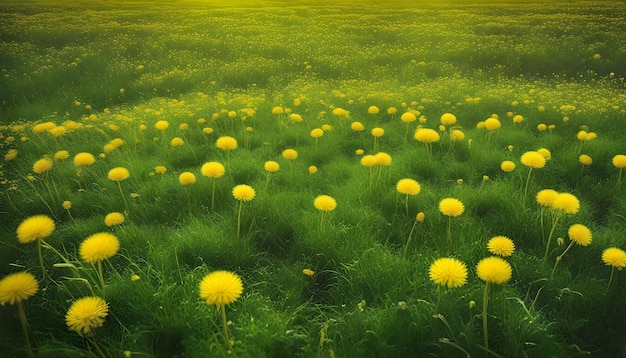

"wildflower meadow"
[1,0,626,357]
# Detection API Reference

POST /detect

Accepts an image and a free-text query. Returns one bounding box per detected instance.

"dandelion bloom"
[355,149,364,155]
[303,269,315,277]
[308,165,318,175]
[314,195,337,212]
[414,128,440,143]
[155,166,167,174]
[351,122,365,132]
[484,118,501,131]
[536,189,559,208]
[5,149,18,161]
[0,272,38,305]
[289,113,303,122]
[360,155,377,167]
[612,155,626,169]
[203,127,214,135]
[579,154,592,166]
[520,151,546,169]
[216,136,238,151]
[199,271,243,306]
[62,201,72,210]
[375,152,392,166]
[321,124,333,132]
[568,224,592,246]
[170,137,184,147]
[73,152,95,167]
[33,158,53,174]
[552,193,580,214]
[104,212,125,227]
[271,106,284,115]
[476,257,512,284]
[396,179,421,196]
[367,106,380,114]
[17,215,55,244]
[232,184,255,202]
[282,149,298,160]
[201,162,225,178]
[310,128,324,138]
[537,124,547,131]
[65,296,109,336]
[107,167,130,182]
[537,148,551,160]
[401,112,416,123]
[264,161,280,172]
[416,212,425,222]
[576,130,588,141]
[371,127,384,137]
[439,198,464,217]
[450,129,465,141]
[512,115,524,123]
[429,257,467,288]
[332,108,349,117]
[179,172,196,185]
[155,120,169,131]
[602,248,626,268]
[79,232,120,263]
[388,107,398,115]
[501,161,516,172]
[440,113,457,125]
[487,236,515,257]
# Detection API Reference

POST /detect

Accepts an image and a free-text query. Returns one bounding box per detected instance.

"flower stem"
[551,241,574,279]
[37,239,48,279]
[211,178,217,211]
[607,267,615,293]
[404,220,418,259]
[447,216,452,251]
[117,181,129,216]
[220,304,231,349]
[523,167,533,198]
[17,301,34,358]
[237,200,243,239]
[542,213,561,263]
[482,282,490,354]
[405,194,409,216]
[97,261,105,296]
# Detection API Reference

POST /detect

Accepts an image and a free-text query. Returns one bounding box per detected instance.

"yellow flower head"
[73,152,96,167]
[282,149,298,160]
[199,270,243,306]
[396,179,421,196]
[264,161,280,172]
[303,269,315,277]
[355,149,365,155]
[414,128,440,143]
[310,128,324,138]
[450,129,465,141]
[62,201,72,210]
[500,160,516,172]
[201,162,225,178]
[79,232,120,263]
[170,137,184,147]
[290,113,303,122]
[351,121,365,132]
[216,136,238,151]
[155,120,169,131]
[602,247,626,269]
[271,106,284,115]
[367,106,380,114]
[17,215,55,244]
[360,155,377,167]
[5,149,18,161]
[429,257,467,288]
[487,236,515,257]
[104,212,125,227]
[107,167,130,182]
[520,151,546,169]
[577,130,588,141]
[568,224,592,246]
[536,189,559,208]
[388,107,398,115]
[537,148,551,160]
[416,212,425,222]
[439,198,464,217]
[476,256,512,284]
[375,152,392,166]
[65,296,109,336]
[179,172,196,186]
[552,193,580,214]
[440,113,457,126]
[612,155,626,169]
[484,118,501,131]
[512,115,524,123]
[579,154,592,166]
[401,112,416,123]
[314,195,337,212]
[0,271,38,305]
[155,166,167,174]
[233,184,255,202]
[371,127,384,137]
[33,158,53,174]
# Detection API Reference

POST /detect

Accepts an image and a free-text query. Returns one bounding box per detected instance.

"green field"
[1,0,626,357]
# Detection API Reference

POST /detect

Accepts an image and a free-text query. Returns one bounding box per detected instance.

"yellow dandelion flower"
[62,201,72,210]
[476,256,512,284]
[396,179,421,196]
[552,193,580,214]
[0,271,39,305]
[536,189,559,208]
[65,296,108,336]
[282,149,298,160]
[201,162,225,178]
[232,184,255,201]
[199,271,243,306]
[314,195,337,212]
[579,154,592,166]
[17,215,55,244]
[537,148,551,160]
[450,129,465,141]
[360,155,377,167]
[367,106,380,114]
[401,112,416,123]
[79,232,120,263]
[33,158,53,174]
[375,152,392,166]
[73,152,95,167]
[303,269,315,277]
[155,166,167,174]
[216,136,238,151]
[107,167,130,182]
[501,160,516,172]
[179,172,196,185]
[439,198,464,217]
[371,127,384,137]
[311,128,324,138]
[170,137,184,147]
[429,257,467,288]
[602,247,626,269]
[440,113,457,125]
[264,161,280,172]
[484,118,501,131]
[104,212,125,227]
[612,155,626,169]
[487,236,515,257]
[155,120,169,131]
[414,128,440,143]
[351,122,365,131]
[568,224,592,246]
[520,151,546,169]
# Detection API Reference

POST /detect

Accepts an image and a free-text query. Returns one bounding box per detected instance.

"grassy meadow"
[2,0,626,356]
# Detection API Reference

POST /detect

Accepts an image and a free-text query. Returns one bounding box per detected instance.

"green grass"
[1,0,626,357]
